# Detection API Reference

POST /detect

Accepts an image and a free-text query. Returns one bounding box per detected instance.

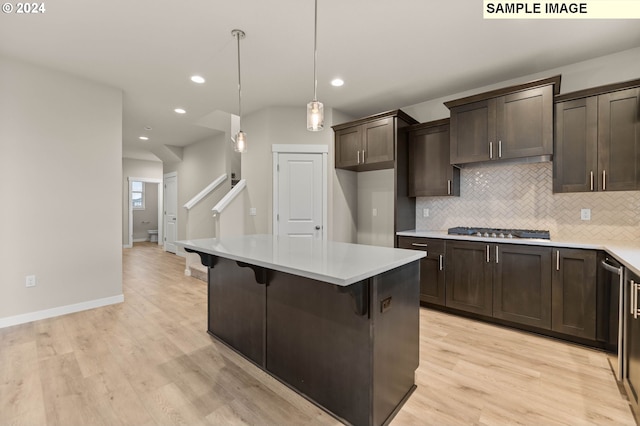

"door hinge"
[277,214,279,221]
[277,164,280,172]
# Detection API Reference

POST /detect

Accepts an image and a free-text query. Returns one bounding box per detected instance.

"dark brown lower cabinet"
[625,269,640,424]
[400,237,602,347]
[551,248,597,339]
[493,244,552,329]
[445,240,493,316]
[398,237,445,306]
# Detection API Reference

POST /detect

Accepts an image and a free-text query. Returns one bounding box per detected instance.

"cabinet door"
[445,241,493,316]
[598,87,640,191]
[553,97,598,193]
[362,117,394,165]
[625,271,640,424]
[398,237,445,306]
[493,244,552,329]
[335,125,361,169]
[450,99,496,164]
[496,85,553,160]
[551,248,597,339]
[409,124,458,197]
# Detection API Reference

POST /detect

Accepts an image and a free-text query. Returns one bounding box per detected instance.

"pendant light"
[232,29,247,152]
[307,0,324,131]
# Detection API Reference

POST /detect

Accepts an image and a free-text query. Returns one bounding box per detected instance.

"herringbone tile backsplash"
[415,162,640,241]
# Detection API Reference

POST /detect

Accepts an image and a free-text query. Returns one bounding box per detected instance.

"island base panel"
[208,257,266,366]
[266,261,419,426]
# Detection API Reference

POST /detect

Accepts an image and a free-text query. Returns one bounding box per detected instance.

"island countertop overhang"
[176,234,425,286]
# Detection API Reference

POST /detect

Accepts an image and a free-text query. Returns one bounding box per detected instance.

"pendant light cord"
[236,31,242,120]
[313,0,318,102]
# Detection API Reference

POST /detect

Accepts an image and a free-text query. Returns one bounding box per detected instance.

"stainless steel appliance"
[601,256,625,380]
[448,226,551,240]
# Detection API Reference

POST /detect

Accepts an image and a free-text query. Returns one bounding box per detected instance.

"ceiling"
[1,0,639,161]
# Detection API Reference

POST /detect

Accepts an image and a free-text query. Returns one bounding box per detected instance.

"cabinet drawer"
[398,237,444,253]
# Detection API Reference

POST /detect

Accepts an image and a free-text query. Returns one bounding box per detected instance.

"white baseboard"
[123,244,133,249]
[0,294,125,329]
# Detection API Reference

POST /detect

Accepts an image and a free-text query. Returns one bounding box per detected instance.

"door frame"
[127,177,163,248]
[163,172,178,253]
[272,144,328,240]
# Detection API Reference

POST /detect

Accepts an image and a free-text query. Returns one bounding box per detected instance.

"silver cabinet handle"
[634,280,639,319]
[439,254,444,271]
[498,140,502,158]
[411,243,428,248]
[357,150,360,164]
[447,180,451,195]
[486,245,490,263]
[362,150,365,163]
[495,246,499,264]
[556,250,560,271]
[632,279,635,315]
[489,142,493,159]
[590,171,594,191]
[603,170,607,191]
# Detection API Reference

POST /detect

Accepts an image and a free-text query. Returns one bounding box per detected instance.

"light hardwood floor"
[0,242,635,425]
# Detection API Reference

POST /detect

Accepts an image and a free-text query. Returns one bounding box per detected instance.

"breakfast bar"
[177,234,425,426]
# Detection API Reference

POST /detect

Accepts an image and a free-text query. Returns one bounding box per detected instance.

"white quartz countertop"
[397,230,640,277]
[177,234,425,286]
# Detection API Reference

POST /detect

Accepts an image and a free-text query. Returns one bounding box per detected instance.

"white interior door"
[164,172,178,253]
[275,152,324,238]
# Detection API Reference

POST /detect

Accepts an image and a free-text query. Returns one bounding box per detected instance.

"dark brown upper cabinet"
[554,79,640,193]
[445,76,560,165]
[407,119,460,197]
[333,110,418,172]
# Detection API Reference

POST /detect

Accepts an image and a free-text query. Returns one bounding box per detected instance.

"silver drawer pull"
[439,254,443,271]
[411,243,428,247]
[486,245,490,263]
[590,171,594,191]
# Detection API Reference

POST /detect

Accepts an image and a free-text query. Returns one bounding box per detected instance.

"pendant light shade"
[307,0,324,131]
[232,29,247,153]
[234,130,247,153]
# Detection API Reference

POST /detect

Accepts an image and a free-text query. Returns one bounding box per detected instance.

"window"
[132,181,145,209]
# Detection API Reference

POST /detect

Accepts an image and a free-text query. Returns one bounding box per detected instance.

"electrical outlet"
[580,208,591,221]
[249,207,256,216]
[25,275,36,288]
[372,208,377,217]
[423,208,429,218]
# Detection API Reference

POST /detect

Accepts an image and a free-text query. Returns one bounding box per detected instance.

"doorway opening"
[127,177,163,248]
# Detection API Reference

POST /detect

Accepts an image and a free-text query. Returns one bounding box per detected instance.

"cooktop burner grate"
[447,226,550,240]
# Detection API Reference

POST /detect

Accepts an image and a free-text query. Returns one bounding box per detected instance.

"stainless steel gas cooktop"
[447,226,551,240]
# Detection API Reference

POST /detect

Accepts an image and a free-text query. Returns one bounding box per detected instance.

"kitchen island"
[177,235,425,426]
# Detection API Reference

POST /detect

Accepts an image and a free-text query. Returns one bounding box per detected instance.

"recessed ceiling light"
[331,78,344,87]
[139,136,149,140]
[190,75,205,84]
[174,108,186,114]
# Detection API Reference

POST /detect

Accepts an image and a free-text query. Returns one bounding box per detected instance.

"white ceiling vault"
[1,0,639,161]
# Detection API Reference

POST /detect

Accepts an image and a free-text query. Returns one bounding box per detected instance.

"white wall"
[164,134,228,250]
[0,55,123,325]
[241,106,338,236]
[122,158,163,244]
